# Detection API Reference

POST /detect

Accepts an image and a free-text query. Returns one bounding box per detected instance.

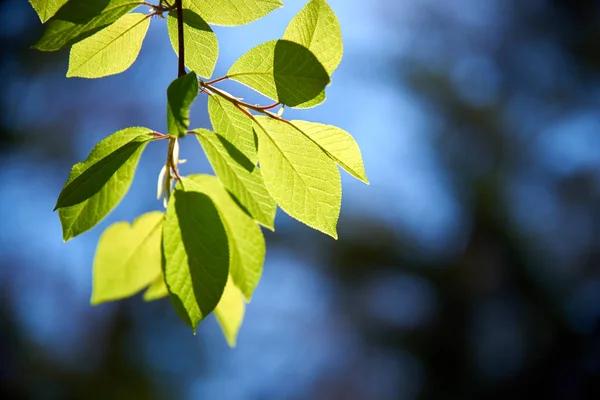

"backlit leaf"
[282,0,342,108]
[228,40,330,107]
[167,72,199,138]
[34,0,143,52]
[214,275,245,347]
[67,13,150,78]
[167,9,218,78]
[283,0,343,75]
[283,0,344,108]
[208,95,257,164]
[57,127,154,241]
[186,174,265,301]
[291,90,326,109]
[91,212,164,305]
[194,129,276,230]
[183,0,282,26]
[291,120,368,183]
[162,182,229,332]
[253,117,341,238]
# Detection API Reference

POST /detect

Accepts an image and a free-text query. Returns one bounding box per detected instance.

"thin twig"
[255,101,280,110]
[165,0,186,197]
[205,75,230,85]
[202,81,287,122]
[176,0,185,78]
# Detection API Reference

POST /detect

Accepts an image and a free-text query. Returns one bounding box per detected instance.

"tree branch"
[176,0,185,77]
[201,81,285,122]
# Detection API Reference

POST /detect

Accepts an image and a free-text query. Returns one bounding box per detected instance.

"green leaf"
[55,135,151,210]
[34,0,143,52]
[186,174,265,301]
[167,9,218,78]
[67,13,150,78]
[162,182,229,332]
[194,129,276,230]
[57,127,154,241]
[182,0,282,26]
[143,274,169,301]
[282,0,343,108]
[253,117,341,238]
[208,95,257,164]
[167,72,199,138]
[228,40,330,107]
[291,90,326,109]
[291,121,368,183]
[29,0,69,23]
[91,211,164,305]
[283,0,343,75]
[214,275,245,347]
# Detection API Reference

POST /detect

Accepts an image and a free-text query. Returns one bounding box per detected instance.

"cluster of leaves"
[30,0,367,346]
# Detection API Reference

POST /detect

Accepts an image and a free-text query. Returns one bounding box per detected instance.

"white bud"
[157,164,167,200]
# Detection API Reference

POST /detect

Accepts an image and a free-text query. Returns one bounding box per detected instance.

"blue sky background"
[1,1,599,399]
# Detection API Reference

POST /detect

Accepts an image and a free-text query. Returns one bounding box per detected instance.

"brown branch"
[176,0,185,77]
[201,81,287,122]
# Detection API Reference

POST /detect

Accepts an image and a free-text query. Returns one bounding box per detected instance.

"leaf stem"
[164,0,185,203]
[205,75,230,85]
[256,101,280,111]
[176,0,185,78]
[152,131,169,139]
[201,81,286,122]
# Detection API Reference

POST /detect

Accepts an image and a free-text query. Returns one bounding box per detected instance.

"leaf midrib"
[254,120,322,207]
[118,216,163,280]
[199,133,269,224]
[289,121,354,176]
[71,13,149,73]
[229,71,327,82]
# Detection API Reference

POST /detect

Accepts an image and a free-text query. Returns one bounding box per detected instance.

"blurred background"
[1,0,599,398]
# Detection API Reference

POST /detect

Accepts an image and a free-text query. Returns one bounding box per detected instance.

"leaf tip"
[326,227,339,240]
[62,223,77,242]
[90,296,102,306]
[261,223,275,232]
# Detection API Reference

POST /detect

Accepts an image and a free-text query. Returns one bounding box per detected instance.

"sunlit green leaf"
[291,120,368,183]
[228,40,330,107]
[34,0,143,52]
[183,0,282,26]
[291,91,326,109]
[29,0,69,23]
[208,95,257,164]
[214,275,245,347]
[57,127,154,241]
[167,72,199,138]
[67,13,150,78]
[282,0,342,108]
[186,174,265,301]
[253,117,341,238]
[283,0,343,75]
[162,182,229,332]
[91,212,164,305]
[167,9,218,78]
[194,129,276,230]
